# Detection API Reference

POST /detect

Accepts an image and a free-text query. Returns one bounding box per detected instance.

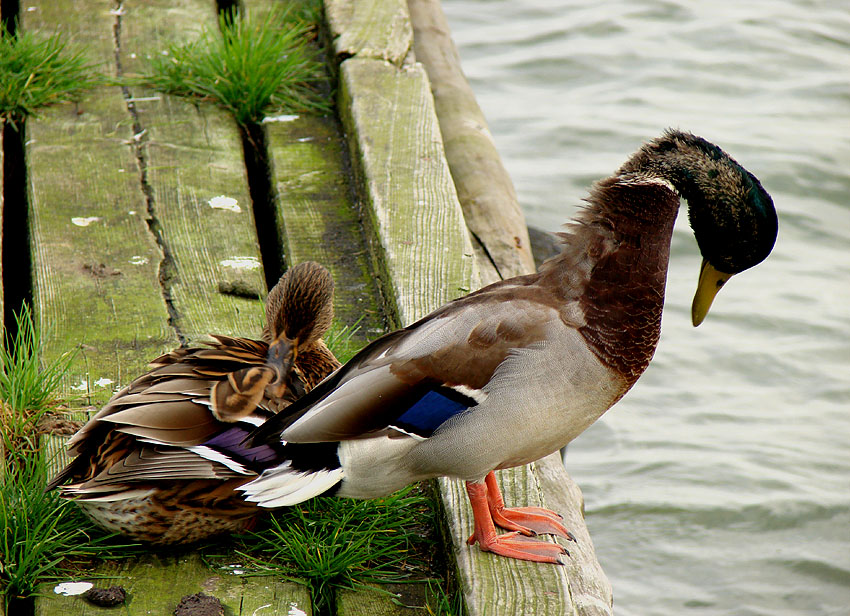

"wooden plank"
[337,584,427,615]
[23,1,177,406]
[408,0,536,281]
[116,0,268,344]
[35,554,312,616]
[337,57,477,326]
[325,0,413,65]
[263,111,388,341]
[536,454,614,616]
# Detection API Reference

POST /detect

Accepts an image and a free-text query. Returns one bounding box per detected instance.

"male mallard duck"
[237,131,778,564]
[47,261,340,544]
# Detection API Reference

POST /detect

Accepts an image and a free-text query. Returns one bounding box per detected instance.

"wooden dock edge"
[326,1,613,614]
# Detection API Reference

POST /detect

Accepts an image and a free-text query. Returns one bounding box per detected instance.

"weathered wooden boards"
[408,0,535,283]
[337,584,429,616]
[24,0,266,406]
[326,0,413,64]
[326,0,478,329]
[34,554,311,616]
[337,57,478,326]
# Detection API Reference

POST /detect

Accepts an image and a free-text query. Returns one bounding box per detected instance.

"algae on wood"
[22,2,174,405]
[26,101,176,404]
[265,114,388,341]
[34,554,312,616]
[22,0,270,409]
[337,584,428,615]
[116,0,269,344]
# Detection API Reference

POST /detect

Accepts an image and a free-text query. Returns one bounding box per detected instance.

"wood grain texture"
[23,0,176,405]
[117,0,268,344]
[326,0,413,65]
[537,454,614,616]
[337,57,478,326]
[35,553,312,616]
[337,584,428,615]
[408,0,536,281]
[22,0,269,404]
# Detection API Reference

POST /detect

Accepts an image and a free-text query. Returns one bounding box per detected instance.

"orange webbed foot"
[470,529,569,564]
[484,471,576,540]
[465,476,572,565]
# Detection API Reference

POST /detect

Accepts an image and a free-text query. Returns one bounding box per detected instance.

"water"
[441,1,850,613]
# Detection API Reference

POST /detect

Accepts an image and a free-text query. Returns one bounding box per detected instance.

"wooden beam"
[264,114,389,341]
[408,0,536,282]
[337,57,478,327]
[325,0,413,65]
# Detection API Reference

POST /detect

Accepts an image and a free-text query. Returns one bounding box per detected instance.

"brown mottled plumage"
[47,262,340,544]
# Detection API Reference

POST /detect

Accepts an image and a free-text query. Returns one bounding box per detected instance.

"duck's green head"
[624,130,778,325]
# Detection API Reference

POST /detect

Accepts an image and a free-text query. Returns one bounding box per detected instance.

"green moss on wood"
[266,114,388,341]
[27,100,176,406]
[34,554,312,616]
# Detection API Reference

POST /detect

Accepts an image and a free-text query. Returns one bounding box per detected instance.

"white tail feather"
[238,465,344,507]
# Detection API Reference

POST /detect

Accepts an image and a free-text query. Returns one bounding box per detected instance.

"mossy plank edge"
[21,2,175,406]
[34,553,312,616]
[437,464,577,616]
[264,115,388,341]
[118,0,268,344]
[408,0,536,280]
[337,57,477,326]
[536,454,614,616]
[336,584,429,615]
[325,0,412,65]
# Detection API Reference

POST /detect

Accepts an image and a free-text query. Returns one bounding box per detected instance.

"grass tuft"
[324,318,363,364]
[0,27,101,126]
[0,448,100,609]
[143,8,331,127]
[234,487,434,612]
[0,304,75,455]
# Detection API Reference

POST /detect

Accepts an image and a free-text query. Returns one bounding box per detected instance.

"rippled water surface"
[442,1,850,613]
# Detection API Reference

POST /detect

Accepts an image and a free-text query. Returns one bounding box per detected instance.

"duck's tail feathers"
[238,464,343,508]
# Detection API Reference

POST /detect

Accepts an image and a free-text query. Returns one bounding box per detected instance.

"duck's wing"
[250,288,563,445]
[48,337,281,492]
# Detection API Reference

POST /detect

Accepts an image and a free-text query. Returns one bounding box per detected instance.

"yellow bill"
[692,259,733,326]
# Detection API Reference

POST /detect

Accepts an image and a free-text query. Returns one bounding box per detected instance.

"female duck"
[238,131,778,564]
[47,261,340,544]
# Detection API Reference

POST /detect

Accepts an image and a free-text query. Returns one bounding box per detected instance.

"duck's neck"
[569,175,682,387]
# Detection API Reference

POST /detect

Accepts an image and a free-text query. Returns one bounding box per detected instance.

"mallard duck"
[46,261,340,544]
[237,131,778,564]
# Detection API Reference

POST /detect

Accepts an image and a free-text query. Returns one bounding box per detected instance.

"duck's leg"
[484,471,576,540]
[465,480,569,564]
